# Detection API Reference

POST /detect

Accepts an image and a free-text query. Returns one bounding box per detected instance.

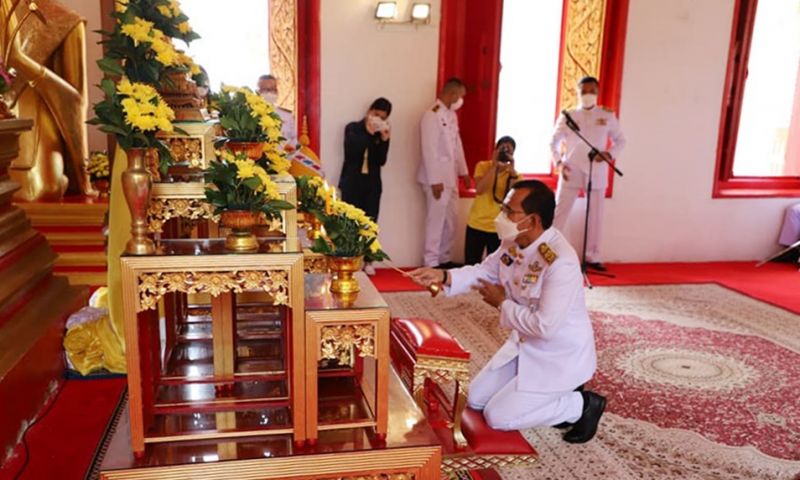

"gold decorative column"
[268,0,297,113]
[558,0,607,111]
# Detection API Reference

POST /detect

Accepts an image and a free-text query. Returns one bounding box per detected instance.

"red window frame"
[713,0,800,198]
[440,0,629,198]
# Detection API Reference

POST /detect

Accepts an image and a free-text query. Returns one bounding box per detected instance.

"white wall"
[321,0,798,266]
[558,0,798,262]
[320,0,441,266]
[62,0,106,153]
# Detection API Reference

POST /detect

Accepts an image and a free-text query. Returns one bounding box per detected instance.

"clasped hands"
[408,268,506,308]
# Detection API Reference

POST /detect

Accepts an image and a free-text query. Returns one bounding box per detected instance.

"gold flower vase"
[221,210,260,252]
[122,148,156,255]
[225,141,264,161]
[328,256,364,294]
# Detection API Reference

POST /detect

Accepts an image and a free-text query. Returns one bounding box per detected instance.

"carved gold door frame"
[269,0,297,113]
[557,0,607,112]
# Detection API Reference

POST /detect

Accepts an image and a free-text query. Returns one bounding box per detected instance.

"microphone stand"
[562,111,623,287]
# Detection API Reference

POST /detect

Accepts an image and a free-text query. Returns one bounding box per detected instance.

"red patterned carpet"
[590,311,800,460]
[385,283,800,479]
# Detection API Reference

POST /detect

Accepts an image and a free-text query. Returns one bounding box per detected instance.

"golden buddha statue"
[2,0,93,201]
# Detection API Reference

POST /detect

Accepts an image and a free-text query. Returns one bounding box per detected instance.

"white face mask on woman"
[494,211,530,242]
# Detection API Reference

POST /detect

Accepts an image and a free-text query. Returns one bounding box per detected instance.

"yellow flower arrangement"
[296,175,326,214]
[205,150,292,218]
[214,85,283,143]
[264,143,291,174]
[90,77,178,173]
[120,17,192,69]
[312,198,388,261]
[86,152,111,181]
[116,78,175,133]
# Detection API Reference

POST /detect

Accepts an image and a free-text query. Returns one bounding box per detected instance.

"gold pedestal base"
[224,230,259,252]
[329,256,364,294]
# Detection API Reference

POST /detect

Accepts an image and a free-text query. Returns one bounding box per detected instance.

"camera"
[498,148,512,164]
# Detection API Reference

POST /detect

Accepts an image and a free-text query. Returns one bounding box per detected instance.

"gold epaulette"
[538,243,558,265]
[432,104,440,113]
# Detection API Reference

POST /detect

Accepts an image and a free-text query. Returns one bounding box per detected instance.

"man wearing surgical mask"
[257,74,297,145]
[418,77,470,268]
[408,181,605,444]
[550,76,626,272]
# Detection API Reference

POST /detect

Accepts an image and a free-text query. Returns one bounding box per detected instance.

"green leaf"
[98,125,129,136]
[97,57,125,76]
[99,78,116,98]
[242,177,261,190]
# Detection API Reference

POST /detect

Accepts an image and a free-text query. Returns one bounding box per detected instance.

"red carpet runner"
[0,378,126,480]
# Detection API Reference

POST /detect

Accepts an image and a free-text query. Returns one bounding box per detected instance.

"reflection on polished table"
[304,272,390,443]
[98,367,442,479]
[119,237,307,455]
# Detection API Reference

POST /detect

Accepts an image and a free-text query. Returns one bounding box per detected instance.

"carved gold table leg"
[453,383,468,448]
[211,293,236,391]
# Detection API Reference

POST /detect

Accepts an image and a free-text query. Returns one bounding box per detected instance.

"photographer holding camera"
[464,136,519,264]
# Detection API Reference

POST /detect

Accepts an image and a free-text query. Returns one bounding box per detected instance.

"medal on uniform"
[501,253,513,266]
[523,273,538,285]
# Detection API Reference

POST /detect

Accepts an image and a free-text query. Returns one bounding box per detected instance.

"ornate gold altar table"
[119,237,306,455]
[304,272,390,443]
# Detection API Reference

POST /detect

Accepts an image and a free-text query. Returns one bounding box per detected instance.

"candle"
[324,182,331,214]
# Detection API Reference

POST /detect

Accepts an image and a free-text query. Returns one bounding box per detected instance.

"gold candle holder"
[122,147,156,255]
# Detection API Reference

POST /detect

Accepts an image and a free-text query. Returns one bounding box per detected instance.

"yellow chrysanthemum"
[117,80,175,133]
[120,17,155,46]
[116,78,135,96]
[177,21,191,34]
[115,0,129,13]
[369,239,382,254]
[235,160,257,180]
[157,5,173,17]
[168,0,182,16]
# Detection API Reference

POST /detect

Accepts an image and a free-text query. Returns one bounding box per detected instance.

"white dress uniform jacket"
[418,99,468,188]
[447,227,597,393]
[276,107,297,146]
[549,106,625,189]
[418,99,469,266]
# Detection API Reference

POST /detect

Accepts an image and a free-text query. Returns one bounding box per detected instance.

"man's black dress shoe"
[552,385,586,429]
[563,391,606,443]
[586,262,607,272]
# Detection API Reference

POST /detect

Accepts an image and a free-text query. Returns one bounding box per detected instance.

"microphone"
[562,110,580,132]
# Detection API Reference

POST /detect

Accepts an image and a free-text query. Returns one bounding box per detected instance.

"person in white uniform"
[257,74,297,145]
[418,77,470,267]
[409,180,606,444]
[774,203,800,263]
[550,76,626,271]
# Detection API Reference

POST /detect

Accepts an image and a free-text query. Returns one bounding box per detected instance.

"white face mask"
[494,211,529,241]
[579,93,597,109]
[450,97,464,111]
[261,92,278,104]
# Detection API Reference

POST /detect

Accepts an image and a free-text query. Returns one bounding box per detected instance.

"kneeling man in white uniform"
[410,180,605,443]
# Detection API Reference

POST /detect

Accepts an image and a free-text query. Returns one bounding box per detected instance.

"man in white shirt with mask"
[409,180,605,444]
[550,76,626,272]
[257,74,297,146]
[418,77,470,268]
